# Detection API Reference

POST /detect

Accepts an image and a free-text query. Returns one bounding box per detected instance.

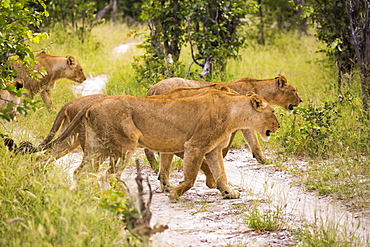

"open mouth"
[289,104,297,111]
[266,130,272,136]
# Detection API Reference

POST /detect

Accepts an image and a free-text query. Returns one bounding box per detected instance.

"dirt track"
[115,148,370,247]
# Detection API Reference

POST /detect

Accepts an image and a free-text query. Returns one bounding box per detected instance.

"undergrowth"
[0,149,125,246]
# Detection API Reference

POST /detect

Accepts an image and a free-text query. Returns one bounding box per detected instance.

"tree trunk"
[294,0,308,35]
[95,3,112,21]
[257,0,265,45]
[347,0,370,112]
[112,0,118,24]
[71,1,75,31]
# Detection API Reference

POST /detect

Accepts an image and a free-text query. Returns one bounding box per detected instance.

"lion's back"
[147,78,213,96]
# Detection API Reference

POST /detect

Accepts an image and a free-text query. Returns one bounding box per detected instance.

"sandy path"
[115,148,370,246]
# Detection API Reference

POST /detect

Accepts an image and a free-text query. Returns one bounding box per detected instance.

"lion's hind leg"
[50,134,80,159]
[159,153,175,192]
[74,151,106,177]
[114,143,137,180]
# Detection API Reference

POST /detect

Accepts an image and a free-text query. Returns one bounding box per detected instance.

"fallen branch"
[120,159,168,244]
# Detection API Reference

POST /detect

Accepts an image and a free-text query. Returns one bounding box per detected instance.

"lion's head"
[247,91,280,141]
[64,55,86,83]
[273,74,302,112]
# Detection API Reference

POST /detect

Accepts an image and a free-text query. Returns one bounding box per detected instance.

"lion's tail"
[40,102,91,150]
[39,103,70,146]
[4,138,41,154]
[3,103,71,155]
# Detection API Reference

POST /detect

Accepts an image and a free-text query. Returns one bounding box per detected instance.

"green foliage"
[134,0,257,87]
[272,92,368,158]
[303,0,355,85]
[0,93,41,122]
[0,0,49,75]
[99,189,145,245]
[297,220,363,247]
[243,204,286,232]
[250,0,303,45]
[184,0,255,68]
[0,150,124,246]
[0,0,48,122]
[44,0,100,43]
[132,30,184,88]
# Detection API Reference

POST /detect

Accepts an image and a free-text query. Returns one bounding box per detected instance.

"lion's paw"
[254,154,270,165]
[205,177,216,189]
[222,189,240,199]
[161,184,175,193]
[169,191,181,203]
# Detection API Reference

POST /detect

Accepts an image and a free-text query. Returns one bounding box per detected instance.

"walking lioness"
[38,89,280,201]
[6,85,235,159]
[145,74,301,166]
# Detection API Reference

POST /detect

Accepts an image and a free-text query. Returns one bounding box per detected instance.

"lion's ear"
[66,55,77,67]
[276,74,288,90]
[219,86,232,92]
[14,78,24,90]
[251,94,267,112]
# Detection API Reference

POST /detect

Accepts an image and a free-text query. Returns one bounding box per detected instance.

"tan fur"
[146,74,302,166]
[42,88,279,201]
[36,85,235,159]
[39,94,108,158]
[0,79,24,114]
[13,53,86,110]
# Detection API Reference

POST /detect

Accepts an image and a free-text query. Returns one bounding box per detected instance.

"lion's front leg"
[241,129,269,164]
[169,147,204,202]
[40,89,54,111]
[175,151,216,189]
[205,148,239,199]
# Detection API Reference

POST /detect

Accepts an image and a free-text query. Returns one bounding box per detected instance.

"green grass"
[243,204,286,232]
[0,149,125,246]
[1,23,370,246]
[296,218,366,247]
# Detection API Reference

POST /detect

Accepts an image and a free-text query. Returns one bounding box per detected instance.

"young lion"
[38,89,279,201]
[13,53,87,110]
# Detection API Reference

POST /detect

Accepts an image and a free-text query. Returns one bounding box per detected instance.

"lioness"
[39,89,280,201]
[4,85,234,159]
[146,74,301,166]
[13,53,86,110]
[0,79,24,114]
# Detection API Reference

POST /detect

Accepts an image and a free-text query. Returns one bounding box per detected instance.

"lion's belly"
[137,130,190,153]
